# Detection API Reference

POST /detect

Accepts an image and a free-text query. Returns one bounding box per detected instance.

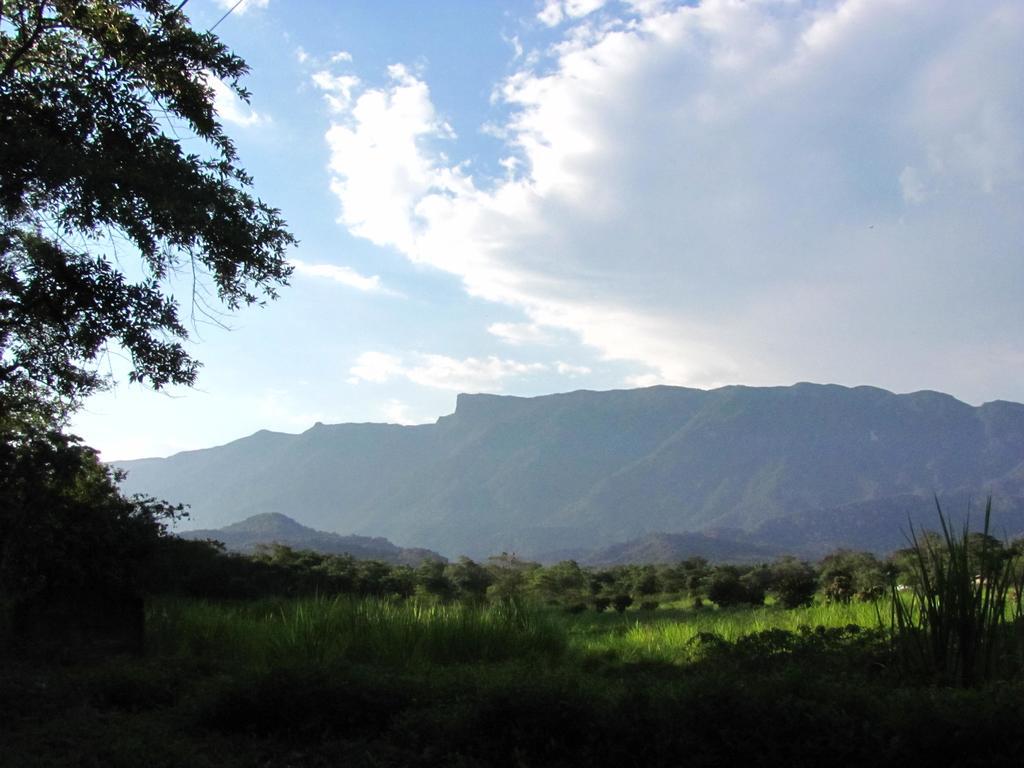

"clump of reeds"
[889,497,1020,686]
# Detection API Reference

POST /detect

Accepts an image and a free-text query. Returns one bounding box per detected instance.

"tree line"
[142,532,1024,612]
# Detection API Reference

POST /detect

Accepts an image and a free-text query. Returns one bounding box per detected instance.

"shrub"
[0,422,182,605]
[818,549,886,601]
[708,567,763,607]
[769,558,818,609]
[611,595,634,613]
[824,575,855,604]
[889,497,1020,686]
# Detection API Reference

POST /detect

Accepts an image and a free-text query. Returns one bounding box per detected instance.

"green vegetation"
[6,5,1023,764]
[142,538,894,615]
[0,419,182,659]
[1,0,292,660]
[6,590,1024,767]
[575,600,881,662]
[889,498,1024,685]
[1,0,294,419]
[147,596,566,671]
[6,502,1024,766]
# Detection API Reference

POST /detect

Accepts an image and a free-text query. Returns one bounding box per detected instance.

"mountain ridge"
[115,383,1024,558]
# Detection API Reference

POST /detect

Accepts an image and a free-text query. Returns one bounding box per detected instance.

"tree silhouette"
[1,0,295,418]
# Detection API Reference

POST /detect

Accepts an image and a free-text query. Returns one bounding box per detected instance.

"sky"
[71,0,1024,460]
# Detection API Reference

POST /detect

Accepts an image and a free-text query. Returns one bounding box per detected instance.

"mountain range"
[115,383,1024,560]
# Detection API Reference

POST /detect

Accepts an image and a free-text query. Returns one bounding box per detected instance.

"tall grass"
[147,595,566,671]
[890,497,1020,685]
[148,595,888,672]
[571,601,879,663]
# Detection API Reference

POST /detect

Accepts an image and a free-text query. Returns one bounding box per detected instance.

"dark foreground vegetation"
[5,456,1024,767]
[4,595,1024,767]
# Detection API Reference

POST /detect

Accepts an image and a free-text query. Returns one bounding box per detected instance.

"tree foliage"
[449,556,493,603]
[0,0,295,416]
[818,549,885,602]
[0,3,295,642]
[533,559,586,604]
[0,413,183,604]
[766,557,817,609]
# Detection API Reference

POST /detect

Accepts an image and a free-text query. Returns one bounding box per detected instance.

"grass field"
[565,600,882,660]
[146,595,568,670]
[142,595,893,670]
[5,595,1024,767]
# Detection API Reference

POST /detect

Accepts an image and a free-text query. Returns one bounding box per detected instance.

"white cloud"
[288,258,397,295]
[217,0,268,15]
[538,0,608,27]
[349,352,546,392]
[406,355,545,391]
[312,70,362,113]
[349,352,403,384]
[537,1,564,27]
[295,47,309,64]
[899,166,927,204]
[324,0,1024,404]
[331,50,354,63]
[624,372,669,388]
[207,75,268,127]
[904,3,1024,195]
[506,34,525,60]
[380,399,423,425]
[319,63,456,254]
[555,361,591,376]
[252,388,322,431]
[488,321,554,345]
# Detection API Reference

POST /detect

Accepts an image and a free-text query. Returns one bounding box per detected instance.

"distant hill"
[181,513,445,565]
[116,383,1024,559]
[572,493,1024,565]
[750,492,1024,557]
[579,532,783,566]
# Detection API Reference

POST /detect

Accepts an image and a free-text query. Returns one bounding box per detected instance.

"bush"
[824,575,855,604]
[818,549,885,600]
[0,420,180,605]
[890,497,1021,685]
[611,594,633,613]
[708,567,763,607]
[769,558,818,609]
[0,419,182,655]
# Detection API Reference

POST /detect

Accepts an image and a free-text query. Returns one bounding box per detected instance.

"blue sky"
[72,0,1024,460]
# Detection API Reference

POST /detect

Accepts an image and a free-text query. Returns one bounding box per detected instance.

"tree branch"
[0,1,47,84]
